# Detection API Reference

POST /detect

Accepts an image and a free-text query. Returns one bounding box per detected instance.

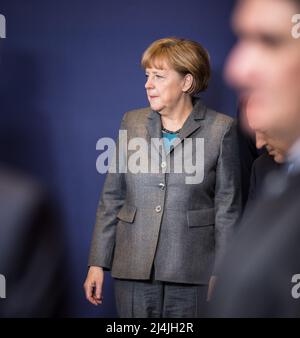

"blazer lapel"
[167,98,207,157]
[146,98,207,159]
[146,110,166,160]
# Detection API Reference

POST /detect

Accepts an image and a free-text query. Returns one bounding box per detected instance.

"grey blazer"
[89,98,242,284]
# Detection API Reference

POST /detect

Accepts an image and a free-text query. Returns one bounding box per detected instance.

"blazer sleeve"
[88,114,128,270]
[213,119,242,275]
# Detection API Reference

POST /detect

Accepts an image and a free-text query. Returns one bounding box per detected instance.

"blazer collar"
[146,97,207,157]
[177,97,207,140]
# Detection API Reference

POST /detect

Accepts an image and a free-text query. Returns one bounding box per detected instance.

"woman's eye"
[145,74,164,79]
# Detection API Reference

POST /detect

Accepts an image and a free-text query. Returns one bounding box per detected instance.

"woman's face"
[145,62,190,114]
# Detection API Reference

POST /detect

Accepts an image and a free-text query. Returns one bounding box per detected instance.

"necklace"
[162,126,181,134]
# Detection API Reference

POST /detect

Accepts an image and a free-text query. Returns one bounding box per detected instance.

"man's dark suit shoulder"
[247,152,282,204]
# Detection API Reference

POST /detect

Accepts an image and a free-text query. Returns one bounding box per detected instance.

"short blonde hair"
[141,37,211,95]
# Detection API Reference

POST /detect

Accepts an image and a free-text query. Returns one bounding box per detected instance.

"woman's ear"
[182,73,194,93]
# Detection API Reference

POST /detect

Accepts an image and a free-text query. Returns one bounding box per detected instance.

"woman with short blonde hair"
[84,37,241,318]
[141,37,211,94]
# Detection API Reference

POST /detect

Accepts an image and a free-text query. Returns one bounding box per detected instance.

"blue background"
[0,0,236,317]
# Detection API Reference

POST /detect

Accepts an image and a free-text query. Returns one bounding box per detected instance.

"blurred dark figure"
[246,152,282,204]
[0,45,67,316]
[246,131,284,206]
[0,165,66,317]
[212,171,300,317]
[236,102,261,207]
[210,0,300,317]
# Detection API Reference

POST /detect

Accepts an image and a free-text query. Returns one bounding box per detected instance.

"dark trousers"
[113,266,208,318]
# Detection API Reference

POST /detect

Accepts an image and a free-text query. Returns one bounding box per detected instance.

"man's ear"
[182,73,194,93]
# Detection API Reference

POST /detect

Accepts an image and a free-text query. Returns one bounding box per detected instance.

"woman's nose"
[145,77,154,89]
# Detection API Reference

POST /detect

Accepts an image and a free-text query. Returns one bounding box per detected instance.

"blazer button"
[155,205,162,213]
[159,183,165,190]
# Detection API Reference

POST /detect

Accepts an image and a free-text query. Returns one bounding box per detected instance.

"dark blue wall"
[0,0,236,317]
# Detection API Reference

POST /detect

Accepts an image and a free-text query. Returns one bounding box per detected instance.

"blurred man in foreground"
[211,0,300,317]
